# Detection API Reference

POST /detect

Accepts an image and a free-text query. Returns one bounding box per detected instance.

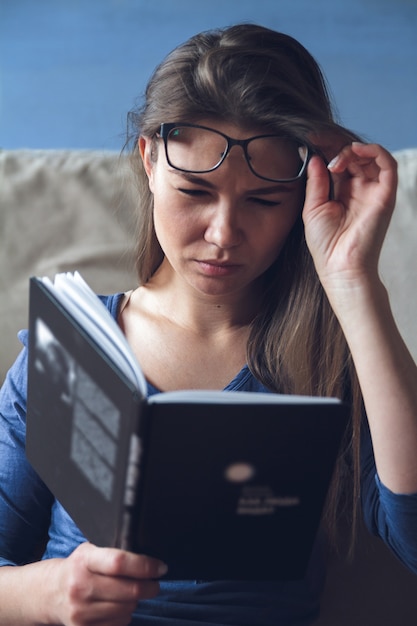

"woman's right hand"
[49,542,167,626]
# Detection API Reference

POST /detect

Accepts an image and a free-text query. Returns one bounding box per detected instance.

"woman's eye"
[249,197,281,207]
[178,188,207,197]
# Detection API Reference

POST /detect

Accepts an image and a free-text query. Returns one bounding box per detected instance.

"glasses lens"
[247,136,308,181]
[165,125,308,181]
[166,126,227,173]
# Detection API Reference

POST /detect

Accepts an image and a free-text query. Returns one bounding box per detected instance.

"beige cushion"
[0,149,138,381]
[380,148,417,362]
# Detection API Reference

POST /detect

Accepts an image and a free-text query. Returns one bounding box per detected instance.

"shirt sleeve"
[0,331,54,566]
[360,416,417,574]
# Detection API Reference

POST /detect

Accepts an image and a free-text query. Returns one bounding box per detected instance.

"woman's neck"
[143,259,261,337]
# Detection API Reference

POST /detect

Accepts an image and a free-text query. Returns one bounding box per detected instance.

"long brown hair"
[126,23,363,550]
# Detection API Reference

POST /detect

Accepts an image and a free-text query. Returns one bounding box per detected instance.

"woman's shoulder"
[225,365,273,394]
[98,292,127,320]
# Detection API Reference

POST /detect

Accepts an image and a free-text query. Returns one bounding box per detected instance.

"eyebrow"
[173,171,295,193]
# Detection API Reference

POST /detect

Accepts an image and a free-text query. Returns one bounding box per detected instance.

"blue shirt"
[1,293,417,625]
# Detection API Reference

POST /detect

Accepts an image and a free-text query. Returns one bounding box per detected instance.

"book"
[26,272,349,581]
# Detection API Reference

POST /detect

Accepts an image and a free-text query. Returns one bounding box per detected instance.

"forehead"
[188,118,271,139]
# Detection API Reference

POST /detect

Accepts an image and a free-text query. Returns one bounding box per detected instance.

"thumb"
[304,155,333,216]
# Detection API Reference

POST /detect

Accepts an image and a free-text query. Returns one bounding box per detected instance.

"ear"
[138,136,155,191]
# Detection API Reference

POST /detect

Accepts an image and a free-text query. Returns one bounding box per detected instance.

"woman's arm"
[303,143,417,495]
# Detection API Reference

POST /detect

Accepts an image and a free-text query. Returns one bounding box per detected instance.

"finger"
[351,142,398,191]
[79,543,168,580]
[304,154,332,211]
[83,574,161,604]
[94,548,168,580]
[328,142,397,185]
[327,144,376,179]
[329,142,398,211]
[67,598,151,626]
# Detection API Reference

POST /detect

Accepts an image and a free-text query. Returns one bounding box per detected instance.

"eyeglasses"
[157,122,310,183]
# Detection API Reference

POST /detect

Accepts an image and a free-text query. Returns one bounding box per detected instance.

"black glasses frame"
[158,122,311,183]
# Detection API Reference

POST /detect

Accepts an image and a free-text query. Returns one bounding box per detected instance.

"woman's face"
[139,119,305,301]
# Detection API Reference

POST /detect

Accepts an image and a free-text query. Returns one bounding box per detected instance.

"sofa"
[1,148,416,624]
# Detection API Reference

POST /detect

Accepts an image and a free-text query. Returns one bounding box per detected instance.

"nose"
[204,202,242,250]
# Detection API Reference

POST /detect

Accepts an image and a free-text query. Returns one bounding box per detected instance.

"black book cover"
[26,274,349,581]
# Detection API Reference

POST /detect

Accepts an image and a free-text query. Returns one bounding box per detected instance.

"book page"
[40,273,147,396]
[150,389,341,404]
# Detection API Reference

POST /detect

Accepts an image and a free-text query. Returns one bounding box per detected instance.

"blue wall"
[1,0,416,152]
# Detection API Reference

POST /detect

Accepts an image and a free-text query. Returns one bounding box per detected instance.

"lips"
[196,259,242,276]
[200,259,237,267]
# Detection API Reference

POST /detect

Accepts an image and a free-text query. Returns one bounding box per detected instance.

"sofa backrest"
[0,149,138,382]
[379,149,417,363]
[1,148,415,383]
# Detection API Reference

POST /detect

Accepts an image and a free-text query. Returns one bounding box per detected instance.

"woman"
[1,23,417,626]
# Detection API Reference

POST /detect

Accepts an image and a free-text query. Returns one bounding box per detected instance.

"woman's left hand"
[302,142,398,294]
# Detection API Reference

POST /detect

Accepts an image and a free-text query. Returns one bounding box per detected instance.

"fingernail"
[327,155,339,170]
[157,562,169,577]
